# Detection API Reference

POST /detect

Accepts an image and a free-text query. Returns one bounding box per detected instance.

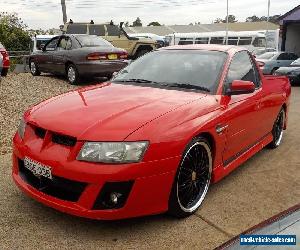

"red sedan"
[12,45,291,220]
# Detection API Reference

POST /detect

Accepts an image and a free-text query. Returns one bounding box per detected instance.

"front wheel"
[66,64,79,85]
[268,108,285,148]
[168,137,212,218]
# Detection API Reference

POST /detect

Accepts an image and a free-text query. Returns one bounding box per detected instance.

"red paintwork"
[231,80,255,92]
[0,48,10,68]
[12,45,291,220]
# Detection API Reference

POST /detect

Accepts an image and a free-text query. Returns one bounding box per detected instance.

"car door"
[222,51,264,166]
[52,36,72,74]
[38,37,60,72]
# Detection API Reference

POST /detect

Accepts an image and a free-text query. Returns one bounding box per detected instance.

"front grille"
[52,133,76,147]
[35,127,46,139]
[18,159,87,202]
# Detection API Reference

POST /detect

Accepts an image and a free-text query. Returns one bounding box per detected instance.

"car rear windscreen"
[89,25,106,36]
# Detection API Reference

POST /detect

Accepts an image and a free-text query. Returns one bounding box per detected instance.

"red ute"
[12,45,291,220]
[0,42,10,76]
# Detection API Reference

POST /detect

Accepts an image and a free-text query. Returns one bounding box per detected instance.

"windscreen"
[113,50,227,93]
[75,35,113,47]
[291,58,300,66]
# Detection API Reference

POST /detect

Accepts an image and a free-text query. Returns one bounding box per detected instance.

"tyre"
[1,67,9,76]
[66,64,79,85]
[134,49,150,59]
[271,67,278,75]
[168,137,212,218]
[29,60,41,76]
[268,108,285,149]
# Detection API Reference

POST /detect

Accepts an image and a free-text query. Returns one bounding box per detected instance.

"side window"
[277,53,290,60]
[57,37,71,50]
[210,37,224,44]
[289,53,298,60]
[45,38,59,51]
[225,51,259,89]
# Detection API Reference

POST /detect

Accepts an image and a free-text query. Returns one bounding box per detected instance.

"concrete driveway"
[0,75,299,249]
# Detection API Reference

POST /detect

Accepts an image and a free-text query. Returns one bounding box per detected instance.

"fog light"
[110,192,122,204]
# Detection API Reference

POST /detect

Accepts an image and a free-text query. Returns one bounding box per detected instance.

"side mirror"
[226,80,255,95]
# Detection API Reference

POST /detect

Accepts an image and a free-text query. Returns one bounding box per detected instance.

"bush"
[0,12,31,51]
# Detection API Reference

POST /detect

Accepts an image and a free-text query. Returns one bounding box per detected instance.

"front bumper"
[76,60,128,77]
[12,132,178,220]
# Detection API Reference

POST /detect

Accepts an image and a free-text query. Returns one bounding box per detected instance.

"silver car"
[256,52,298,75]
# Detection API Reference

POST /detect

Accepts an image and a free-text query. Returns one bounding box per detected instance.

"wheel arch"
[282,103,288,129]
[196,132,216,162]
[133,44,154,57]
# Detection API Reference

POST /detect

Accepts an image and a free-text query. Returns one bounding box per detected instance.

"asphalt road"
[0,75,299,249]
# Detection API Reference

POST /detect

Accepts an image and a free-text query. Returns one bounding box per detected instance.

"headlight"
[17,118,26,140]
[288,70,300,76]
[77,141,149,163]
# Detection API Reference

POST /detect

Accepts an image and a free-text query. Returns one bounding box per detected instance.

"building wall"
[285,23,300,55]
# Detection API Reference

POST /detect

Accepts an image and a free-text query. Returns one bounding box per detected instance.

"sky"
[1,0,299,30]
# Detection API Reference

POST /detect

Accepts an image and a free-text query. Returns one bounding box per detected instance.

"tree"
[148,21,161,26]
[0,12,31,51]
[124,21,130,27]
[214,15,237,24]
[246,15,260,22]
[132,17,142,27]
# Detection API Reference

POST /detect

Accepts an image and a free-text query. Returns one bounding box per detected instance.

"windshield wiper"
[113,78,156,83]
[162,83,211,92]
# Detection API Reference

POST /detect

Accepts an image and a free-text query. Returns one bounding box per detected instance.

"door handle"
[216,124,228,134]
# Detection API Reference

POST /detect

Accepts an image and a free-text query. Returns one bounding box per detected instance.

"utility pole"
[266,0,271,49]
[225,0,229,45]
[61,0,67,24]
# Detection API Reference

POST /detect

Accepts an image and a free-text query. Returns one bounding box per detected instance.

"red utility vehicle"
[0,42,10,76]
[12,45,291,220]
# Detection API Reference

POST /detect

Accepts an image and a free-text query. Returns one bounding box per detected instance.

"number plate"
[108,54,118,60]
[24,157,52,180]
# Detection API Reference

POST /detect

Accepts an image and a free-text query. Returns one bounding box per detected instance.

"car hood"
[27,83,207,141]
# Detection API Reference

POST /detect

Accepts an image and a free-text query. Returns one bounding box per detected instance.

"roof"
[124,21,278,36]
[278,5,300,21]
[161,44,241,53]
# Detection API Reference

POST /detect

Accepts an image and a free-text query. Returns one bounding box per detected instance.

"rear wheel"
[168,137,212,218]
[66,64,79,85]
[268,108,285,148]
[1,67,9,76]
[29,60,41,76]
[271,67,279,75]
[134,49,151,59]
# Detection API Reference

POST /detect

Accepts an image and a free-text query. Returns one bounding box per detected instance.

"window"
[253,37,266,47]
[238,37,252,46]
[178,38,193,45]
[57,37,72,50]
[195,38,209,44]
[89,25,106,36]
[45,37,59,51]
[227,37,238,45]
[75,35,113,47]
[66,24,87,34]
[210,37,224,44]
[226,51,259,88]
[289,53,298,60]
[277,53,291,60]
[106,25,120,36]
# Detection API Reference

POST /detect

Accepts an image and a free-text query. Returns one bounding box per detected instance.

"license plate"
[24,157,52,180]
[108,54,118,60]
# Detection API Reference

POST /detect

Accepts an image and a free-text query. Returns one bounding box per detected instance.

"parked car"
[128,33,165,47]
[63,22,158,59]
[274,58,300,85]
[256,51,298,75]
[29,34,128,84]
[252,47,277,56]
[0,53,2,82]
[0,42,10,76]
[13,45,291,220]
